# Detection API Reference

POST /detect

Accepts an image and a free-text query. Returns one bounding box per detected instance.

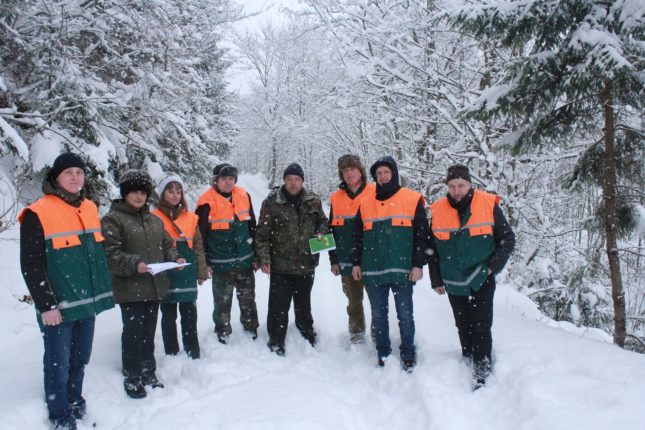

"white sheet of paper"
[147,262,191,275]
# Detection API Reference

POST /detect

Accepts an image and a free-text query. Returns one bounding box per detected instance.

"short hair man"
[196,163,259,344]
[256,163,329,356]
[351,156,428,372]
[19,152,114,428]
[428,164,515,390]
[329,154,375,344]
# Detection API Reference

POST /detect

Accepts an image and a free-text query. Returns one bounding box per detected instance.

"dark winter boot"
[472,358,491,390]
[69,400,86,420]
[217,334,229,345]
[52,415,77,430]
[350,332,365,344]
[402,359,416,373]
[245,329,258,340]
[124,377,146,399]
[142,373,165,389]
[268,341,285,356]
[186,348,201,359]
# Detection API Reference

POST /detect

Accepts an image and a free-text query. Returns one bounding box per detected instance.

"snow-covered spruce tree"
[0,0,238,202]
[442,0,644,347]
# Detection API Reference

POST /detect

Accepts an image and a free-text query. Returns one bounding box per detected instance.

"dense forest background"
[1,0,643,350]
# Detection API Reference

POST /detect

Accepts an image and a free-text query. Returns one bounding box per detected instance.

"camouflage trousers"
[212,268,259,337]
[341,275,374,342]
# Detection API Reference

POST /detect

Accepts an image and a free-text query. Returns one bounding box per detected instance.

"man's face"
[375,166,392,186]
[55,167,85,194]
[341,167,362,189]
[447,178,471,202]
[284,175,304,195]
[216,176,236,193]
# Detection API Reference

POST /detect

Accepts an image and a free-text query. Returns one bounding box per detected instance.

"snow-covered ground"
[1,174,644,430]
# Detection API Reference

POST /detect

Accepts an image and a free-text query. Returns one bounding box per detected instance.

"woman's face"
[125,190,148,209]
[163,182,183,207]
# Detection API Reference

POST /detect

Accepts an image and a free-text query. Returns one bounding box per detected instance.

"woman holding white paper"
[101,169,184,399]
[153,173,208,359]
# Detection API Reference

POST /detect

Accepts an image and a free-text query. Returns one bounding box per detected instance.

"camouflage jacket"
[256,186,329,275]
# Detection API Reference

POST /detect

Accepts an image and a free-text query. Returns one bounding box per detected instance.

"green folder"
[309,233,336,254]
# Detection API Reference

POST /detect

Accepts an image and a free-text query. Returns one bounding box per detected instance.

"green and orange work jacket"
[430,189,498,296]
[19,195,114,323]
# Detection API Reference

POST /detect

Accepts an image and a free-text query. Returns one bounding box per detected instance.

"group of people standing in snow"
[19,151,514,430]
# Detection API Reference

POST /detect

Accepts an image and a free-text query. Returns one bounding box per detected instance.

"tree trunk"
[602,79,626,347]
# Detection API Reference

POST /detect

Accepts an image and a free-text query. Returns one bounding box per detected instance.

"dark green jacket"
[256,186,329,275]
[101,200,178,303]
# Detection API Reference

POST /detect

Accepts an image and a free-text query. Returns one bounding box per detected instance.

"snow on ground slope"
[1,174,644,430]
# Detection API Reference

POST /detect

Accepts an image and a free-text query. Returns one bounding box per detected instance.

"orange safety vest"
[430,189,499,240]
[330,183,376,226]
[360,187,424,231]
[195,186,251,230]
[151,209,198,249]
[20,195,105,249]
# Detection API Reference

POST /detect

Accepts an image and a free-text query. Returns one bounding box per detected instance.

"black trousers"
[447,276,496,365]
[267,272,315,347]
[160,301,199,358]
[120,301,159,380]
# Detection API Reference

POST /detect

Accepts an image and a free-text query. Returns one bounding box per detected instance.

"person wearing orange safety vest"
[328,154,375,344]
[19,152,114,430]
[195,163,259,344]
[153,173,208,359]
[350,156,428,372]
[428,164,515,390]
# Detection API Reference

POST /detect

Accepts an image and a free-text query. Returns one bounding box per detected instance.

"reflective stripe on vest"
[359,187,424,231]
[443,264,484,287]
[19,195,105,249]
[196,186,251,230]
[152,208,198,248]
[57,291,114,310]
[209,251,254,264]
[330,183,375,226]
[430,190,499,241]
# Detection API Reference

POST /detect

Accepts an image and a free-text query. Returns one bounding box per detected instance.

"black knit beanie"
[49,152,86,182]
[213,163,238,182]
[446,164,472,183]
[119,169,153,198]
[283,163,305,180]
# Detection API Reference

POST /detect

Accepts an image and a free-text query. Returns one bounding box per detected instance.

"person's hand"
[261,263,271,274]
[176,258,187,270]
[409,267,422,282]
[488,268,493,275]
[331,264,340,276]
[352,266,362,281]
[137,262,149,273]
[434,286,446,295]
[207,266,213,278]
[198,278,207,286]
[41,309,62,326]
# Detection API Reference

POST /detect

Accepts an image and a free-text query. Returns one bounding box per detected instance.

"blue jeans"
[41,317,95,425]
[366,282,415,361]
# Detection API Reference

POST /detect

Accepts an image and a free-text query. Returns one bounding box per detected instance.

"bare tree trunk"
[602,79,626,347]
[269,135,278,189]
